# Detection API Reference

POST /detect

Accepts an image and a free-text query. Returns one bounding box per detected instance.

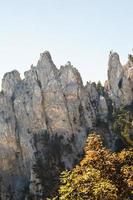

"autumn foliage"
[58,133,133,200]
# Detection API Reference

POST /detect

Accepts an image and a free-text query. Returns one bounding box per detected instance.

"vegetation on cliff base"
[57,133,133,200]
[112,107,133,147]
[128,54,133,63]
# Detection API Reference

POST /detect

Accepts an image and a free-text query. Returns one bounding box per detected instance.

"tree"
[31,131,65,199]
[96,81,105,96]
[128,54,133,63]
[112,107,133,146]
[58,133,133,200]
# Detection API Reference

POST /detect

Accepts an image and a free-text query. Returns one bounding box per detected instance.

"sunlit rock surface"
[0,51,132,199]
[0,51,96,199]
[108,52,133,107]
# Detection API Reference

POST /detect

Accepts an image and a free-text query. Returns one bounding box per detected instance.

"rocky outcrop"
[0,51,133,199]
[0,51,97,199]
[107,52,133,107]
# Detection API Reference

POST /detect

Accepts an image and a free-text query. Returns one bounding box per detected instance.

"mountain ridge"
[0,51,133,199]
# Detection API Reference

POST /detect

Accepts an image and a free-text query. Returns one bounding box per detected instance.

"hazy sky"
[0,0,133,86]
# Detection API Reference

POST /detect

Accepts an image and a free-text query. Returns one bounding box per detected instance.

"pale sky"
[0,0,133,86]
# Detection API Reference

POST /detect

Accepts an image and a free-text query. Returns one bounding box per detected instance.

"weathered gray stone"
[1,50,132,199]
[2,70,21,98]
[0,51,97,199]
[108,52,133,106]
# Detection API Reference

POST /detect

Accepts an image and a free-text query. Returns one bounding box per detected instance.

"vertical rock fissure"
[10,97,27,175]
[63,92,74,134]
[55,70,74,134]
[35,70,53,134]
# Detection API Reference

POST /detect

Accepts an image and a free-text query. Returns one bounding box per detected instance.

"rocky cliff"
[107,52,133,107]
[0,51,133,199]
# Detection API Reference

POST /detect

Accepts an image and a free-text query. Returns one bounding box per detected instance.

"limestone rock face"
[98,96,108,122]
[0,51,97,199]
[2,70,21,97]
[107,53,123,107]
[85,82,99,115]
[108,52,133,107]
[1,51,132,199]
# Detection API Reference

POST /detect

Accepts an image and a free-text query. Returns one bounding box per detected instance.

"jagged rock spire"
[2,70,21,97]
